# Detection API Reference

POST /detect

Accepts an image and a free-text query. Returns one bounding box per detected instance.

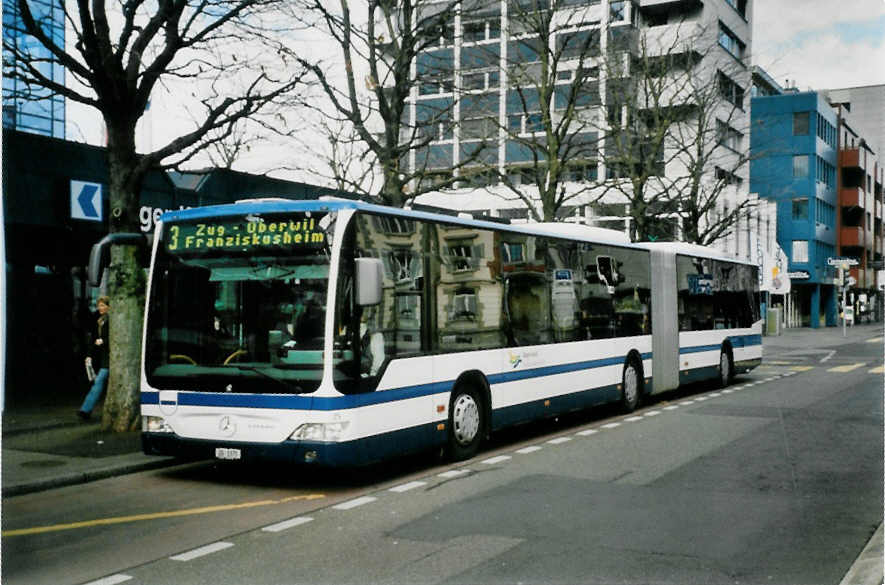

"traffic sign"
[71,180,103,221]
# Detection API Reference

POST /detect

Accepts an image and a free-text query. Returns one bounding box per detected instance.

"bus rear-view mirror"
[355,258,383,306]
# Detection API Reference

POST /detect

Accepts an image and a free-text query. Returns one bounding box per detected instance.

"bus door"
[649,248,679,393]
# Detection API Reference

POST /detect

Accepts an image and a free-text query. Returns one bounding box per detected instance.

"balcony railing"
[841,226,873,250]
[839,148,862,170]
[840,187,863,208]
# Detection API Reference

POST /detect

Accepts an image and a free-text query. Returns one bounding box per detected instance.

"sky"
[751,0,885,91]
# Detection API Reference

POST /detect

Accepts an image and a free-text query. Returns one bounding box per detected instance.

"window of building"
[792,240,809,263]
[718,22,745,60]
[716,119,743,151]
[715,166,742,186]
[447,241,479,271]
[792,111,809,135]
[463,19,500,43]
[791,198,809,221]
[792,155,809,178]
[462,70,499,91]
[461,116,498,140]
[815,156,834,187]
[609,1,626,22]
[717,71,744,109]
[449,288,478,321]
[567,163,598,183]
[501,242,526,264]
[723,0,748,18]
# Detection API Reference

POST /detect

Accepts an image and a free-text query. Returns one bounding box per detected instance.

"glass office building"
[2,0,66,138]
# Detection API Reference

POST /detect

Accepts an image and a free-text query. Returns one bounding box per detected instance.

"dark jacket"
[90,315,110,370]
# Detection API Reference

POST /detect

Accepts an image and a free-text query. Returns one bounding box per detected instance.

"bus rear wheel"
[620,356,642,413]
[447,385,485,461]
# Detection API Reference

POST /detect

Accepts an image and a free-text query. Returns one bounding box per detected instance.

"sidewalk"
[1,397,176,497]
[1,324,882,584]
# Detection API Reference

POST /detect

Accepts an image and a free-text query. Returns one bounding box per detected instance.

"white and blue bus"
[136,199,761,465]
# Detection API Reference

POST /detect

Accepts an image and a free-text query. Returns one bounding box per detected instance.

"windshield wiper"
[233,365,306,393]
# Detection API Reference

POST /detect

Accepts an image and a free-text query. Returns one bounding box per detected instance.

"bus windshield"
[145,211,335,394]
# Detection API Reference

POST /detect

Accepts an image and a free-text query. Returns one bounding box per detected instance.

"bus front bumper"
[142,432,362,466]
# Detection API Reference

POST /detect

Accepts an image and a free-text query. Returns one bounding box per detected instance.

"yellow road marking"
[866,338,883,343]
[789,366,815,372]
[2,494,325,537]
[827,363,866,373]
[869,365,884,374]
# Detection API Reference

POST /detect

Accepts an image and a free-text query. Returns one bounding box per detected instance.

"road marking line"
[601,422,621,429]
[827,363,866,373]
[170,542,234,561]
[547,437,572,444]
[643,410,661,417]
[517,445,543,454]
[262,517,314,533]
[682,400,695,405]
[694,397,709,402]
[764,360,798,365]
[821,350,837,363]
[625,416,643,422]
[481,455,512,465]
[1,494,326,537]
[662,405,679,411]
[333,496,377,510]
[869,365,884,374]
[576,429,599,436]
[866,337,883,343]
[84,576,132,585]
[389,481,426,493]
[438,469,470,478]
[790,366,815,372]
[708,392,722,397]
[722,389,734,394]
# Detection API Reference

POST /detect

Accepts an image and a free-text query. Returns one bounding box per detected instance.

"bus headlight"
[143,415,173,433]
[290,421,350,442]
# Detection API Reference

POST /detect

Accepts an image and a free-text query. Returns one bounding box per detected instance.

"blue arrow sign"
[71,180,103,221]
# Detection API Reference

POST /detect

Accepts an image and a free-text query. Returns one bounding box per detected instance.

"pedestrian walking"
[78,296,110,420]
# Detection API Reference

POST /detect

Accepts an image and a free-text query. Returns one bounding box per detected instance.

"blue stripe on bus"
[679,334,762,355]
[142,351,654,410]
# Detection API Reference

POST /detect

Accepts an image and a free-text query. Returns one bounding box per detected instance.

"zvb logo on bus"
[509,353,523,369]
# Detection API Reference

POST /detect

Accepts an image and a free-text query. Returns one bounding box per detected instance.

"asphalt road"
[3,335,882,585]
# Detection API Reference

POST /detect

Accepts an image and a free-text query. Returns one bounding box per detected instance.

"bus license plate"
[215,447,241,460]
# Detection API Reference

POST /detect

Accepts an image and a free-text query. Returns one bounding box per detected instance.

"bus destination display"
[165,216,325,253]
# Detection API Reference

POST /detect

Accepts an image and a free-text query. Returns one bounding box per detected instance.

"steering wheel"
[223,349,248,365]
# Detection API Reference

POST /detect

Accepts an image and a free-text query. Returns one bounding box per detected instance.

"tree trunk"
[103,244,146,431]
[102,121,147,432]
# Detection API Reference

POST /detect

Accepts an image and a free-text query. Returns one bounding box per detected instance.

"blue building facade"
[2,0,66,138]
[750,92,838,327]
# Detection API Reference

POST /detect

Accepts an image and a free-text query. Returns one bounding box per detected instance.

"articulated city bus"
[134,199,761,465]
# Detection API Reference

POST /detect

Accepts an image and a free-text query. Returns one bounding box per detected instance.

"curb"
[2,455,180,497]
[839,524,884,585]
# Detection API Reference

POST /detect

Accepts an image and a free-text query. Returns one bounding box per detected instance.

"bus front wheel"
[447,385,485,461]
[620,356,642,413]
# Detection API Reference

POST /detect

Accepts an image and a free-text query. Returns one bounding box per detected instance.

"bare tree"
[3,0,310,431]
[204,120,261,170]
[595,15,754,243]
[482,0,604,222]
[292,0,492,206]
